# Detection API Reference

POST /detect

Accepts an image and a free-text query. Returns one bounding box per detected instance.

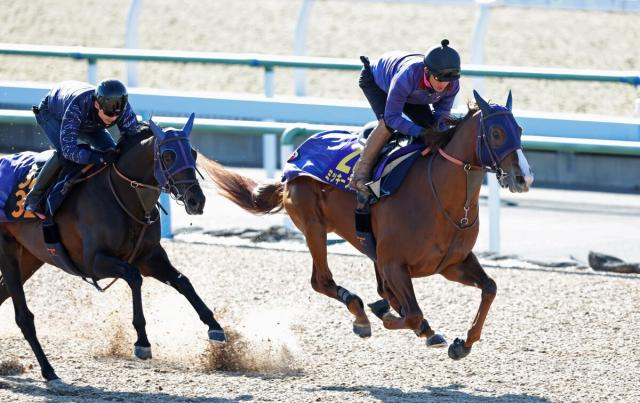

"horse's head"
[473,90,534,193]
[149,113,206,214]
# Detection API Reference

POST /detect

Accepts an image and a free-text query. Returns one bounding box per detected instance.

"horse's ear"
[505,90,513,111]
[473,90,492,116]
[149,118,166,141]
[182,113,195,137]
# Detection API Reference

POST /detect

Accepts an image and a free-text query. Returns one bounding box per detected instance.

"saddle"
[282,127,426,201]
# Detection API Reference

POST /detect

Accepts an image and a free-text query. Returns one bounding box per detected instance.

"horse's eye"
[489,127,506,147]
[162,150,176,168]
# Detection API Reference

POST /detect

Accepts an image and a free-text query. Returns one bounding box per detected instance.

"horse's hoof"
[134,345,152,360]
[426,334,448,348]
[208,329,227,344]
[353,322,372,338]
[448,338,472,360]
[367,299,390,320]
[46,378,68,393]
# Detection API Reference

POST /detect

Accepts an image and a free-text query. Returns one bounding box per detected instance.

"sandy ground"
[0,242,638,402]
[0,0,639,117]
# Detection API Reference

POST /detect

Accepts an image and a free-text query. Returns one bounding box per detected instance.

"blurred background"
[1,0,639,260]
[1,0,639,115]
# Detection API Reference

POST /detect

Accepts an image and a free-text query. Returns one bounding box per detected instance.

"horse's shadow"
[315,383,551,403]
[0,375,253,402]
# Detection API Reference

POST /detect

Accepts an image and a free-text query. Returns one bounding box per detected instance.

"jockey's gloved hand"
[88,151,107,165]
[102,149,120,164]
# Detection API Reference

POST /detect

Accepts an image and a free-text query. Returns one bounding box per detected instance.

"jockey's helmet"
[424,39,461,82]
[95,79,128,117]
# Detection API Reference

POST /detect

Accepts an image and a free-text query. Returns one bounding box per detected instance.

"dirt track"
[0,241,638,402]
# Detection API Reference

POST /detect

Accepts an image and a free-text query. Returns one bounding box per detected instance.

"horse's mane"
[420,104,479,149]
[117,122,154,155]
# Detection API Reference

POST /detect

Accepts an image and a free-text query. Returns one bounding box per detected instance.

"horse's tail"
[198,154,284,215]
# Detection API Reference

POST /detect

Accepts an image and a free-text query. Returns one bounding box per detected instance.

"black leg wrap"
[413,318,432,337]
[336,286,363,309]
[367,299,390,320]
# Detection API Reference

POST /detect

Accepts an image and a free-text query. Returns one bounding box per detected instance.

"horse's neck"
[117,138,156,184]
[430,112,484,222]
[442,112,480,165]
[106,138,160,218]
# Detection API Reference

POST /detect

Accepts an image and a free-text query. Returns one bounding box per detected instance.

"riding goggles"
[432,68,460,82]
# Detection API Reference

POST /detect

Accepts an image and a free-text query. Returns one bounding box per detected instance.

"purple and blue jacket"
[370,51,459,137]
[43,81,138,164]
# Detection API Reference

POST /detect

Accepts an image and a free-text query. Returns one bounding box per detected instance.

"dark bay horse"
[0,114,226,382]
[202,91,533,360]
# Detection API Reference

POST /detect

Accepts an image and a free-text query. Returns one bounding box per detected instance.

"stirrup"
[24,198,47,220]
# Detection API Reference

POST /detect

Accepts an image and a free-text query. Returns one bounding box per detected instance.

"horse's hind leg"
[138,244,226,343]
[0,232,58,381]
[440,252,497,360]
[92,253,152,359]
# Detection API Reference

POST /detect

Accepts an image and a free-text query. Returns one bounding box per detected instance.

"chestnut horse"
[202,91,533,360]
[0,114,225,382]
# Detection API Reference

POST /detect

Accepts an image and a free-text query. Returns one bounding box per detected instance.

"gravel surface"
[0,0,638,117]
[0,242,638,402]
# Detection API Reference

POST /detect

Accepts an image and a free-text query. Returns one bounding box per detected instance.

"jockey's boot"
[348,121,392,194]
[24,154,61,218]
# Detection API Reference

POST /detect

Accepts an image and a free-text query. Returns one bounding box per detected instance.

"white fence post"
[126,0,142,87]
[294,0,314,96]
[263,67,277,178]
[488,174,500,254]
[472,0,501,254]
[87,59,98,84]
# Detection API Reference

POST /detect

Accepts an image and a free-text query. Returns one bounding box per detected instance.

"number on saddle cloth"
[0,150,54,222]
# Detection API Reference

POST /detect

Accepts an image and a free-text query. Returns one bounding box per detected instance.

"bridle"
[428,108,521,229]
[475,109,521,185]
[153,135,203,207]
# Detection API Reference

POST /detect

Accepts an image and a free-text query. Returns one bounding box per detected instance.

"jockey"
[349,39,461,194]
[24,79,139,216]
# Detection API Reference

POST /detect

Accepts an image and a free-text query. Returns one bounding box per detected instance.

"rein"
[426,148,484,230]
[109,164,161,226]
[85,164,161,292]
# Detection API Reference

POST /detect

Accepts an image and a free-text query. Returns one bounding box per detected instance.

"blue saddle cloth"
[282,129,426,198]
[0,151,54,222]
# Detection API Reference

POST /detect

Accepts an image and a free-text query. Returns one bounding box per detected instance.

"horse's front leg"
[92,252,151,359]
[440,252,497,360]
[373,262,447,348]
[138,245,226,343]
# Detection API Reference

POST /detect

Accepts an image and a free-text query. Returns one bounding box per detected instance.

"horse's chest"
[412,228,478,276]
